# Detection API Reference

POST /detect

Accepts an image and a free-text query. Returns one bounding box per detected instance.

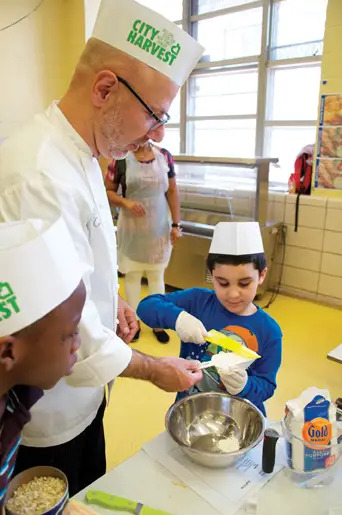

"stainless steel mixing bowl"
[166,392,265,468]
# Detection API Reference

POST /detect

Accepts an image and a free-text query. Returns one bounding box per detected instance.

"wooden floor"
[104,283,342,470]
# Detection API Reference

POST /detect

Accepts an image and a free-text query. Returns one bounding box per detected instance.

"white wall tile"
[299,196,327,208]
[285,225,324,251]
[323,231,342,255]
[269,262,282,287]
[327,198,342,210]
[285,194,327,208]
[318,274,342,300]
[317,293,342,308]
[269,192,286,203]
[273,237,286,265]
[285,194,296,204]
[280,284,318,302]
[321,253,342,277]
[325,208,342,231]
[281,265,319,293]
[284,247,321,272]
[284,203,326,229]
[268,202,285,223]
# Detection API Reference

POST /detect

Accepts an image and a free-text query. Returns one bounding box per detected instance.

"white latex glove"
[219,367,248,396]
[175,311,208,344]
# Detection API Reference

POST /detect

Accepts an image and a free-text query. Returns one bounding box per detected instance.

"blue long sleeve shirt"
[137,288,282,415]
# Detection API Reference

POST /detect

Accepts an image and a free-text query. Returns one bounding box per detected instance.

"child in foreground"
[0,218,86,508]
[137,222,282,415]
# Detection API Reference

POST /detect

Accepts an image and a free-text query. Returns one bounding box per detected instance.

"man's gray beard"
[109,149,129,160]
[100,109,126,160]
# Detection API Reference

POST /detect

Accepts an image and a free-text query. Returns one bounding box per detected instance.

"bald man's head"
[60,38,178,159]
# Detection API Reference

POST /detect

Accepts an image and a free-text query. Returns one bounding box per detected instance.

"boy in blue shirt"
[137,222,282,415]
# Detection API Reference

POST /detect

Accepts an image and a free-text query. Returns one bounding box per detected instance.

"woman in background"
[105,141,182,343]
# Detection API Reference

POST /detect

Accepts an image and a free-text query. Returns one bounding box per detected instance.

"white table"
[327,343,342,364]
[75,433,342,515]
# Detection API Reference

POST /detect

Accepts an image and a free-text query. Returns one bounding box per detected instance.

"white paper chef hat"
[92,0,204,86]
[209,222,264,256]
[0,218,87,337]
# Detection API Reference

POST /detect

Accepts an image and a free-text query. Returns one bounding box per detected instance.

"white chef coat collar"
[47,101,94,157]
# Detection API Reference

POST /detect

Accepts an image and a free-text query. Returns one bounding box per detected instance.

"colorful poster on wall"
[315,94,342,189]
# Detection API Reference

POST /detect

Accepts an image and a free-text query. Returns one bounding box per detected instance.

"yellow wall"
[314,0,342,197]
[0,0,85,140]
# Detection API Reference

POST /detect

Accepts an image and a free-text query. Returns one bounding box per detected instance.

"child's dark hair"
[207,253,267,274]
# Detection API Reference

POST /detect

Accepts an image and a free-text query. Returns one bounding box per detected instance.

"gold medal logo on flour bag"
[0,282,20,321]
[285,387,338,473]
[127,20,181,66]
[302,417,332,448]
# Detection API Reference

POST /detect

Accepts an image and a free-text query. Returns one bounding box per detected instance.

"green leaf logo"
[0,283,13,300]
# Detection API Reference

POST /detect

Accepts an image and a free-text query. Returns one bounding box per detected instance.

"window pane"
[268,66,321,120]
[168,90,181,123]
[265,126,317,183]
[137,0,183,21]
[189,70,258,116]
[161,127,180,155]
[192,0,257,15]
[271,0,328,60]
[190,119,256,157]
[195,7,262,61]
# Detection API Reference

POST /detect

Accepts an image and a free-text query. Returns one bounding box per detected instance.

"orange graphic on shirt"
[221,325,259,353]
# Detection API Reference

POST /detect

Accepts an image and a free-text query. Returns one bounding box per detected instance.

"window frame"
[159,0,326,189]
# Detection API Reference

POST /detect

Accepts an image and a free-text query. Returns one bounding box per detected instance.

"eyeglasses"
[117,76,170,131]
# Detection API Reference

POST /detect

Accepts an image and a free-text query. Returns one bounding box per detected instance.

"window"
[266,126,317,183]
[163,90,181,155]
[161,128,181,155]
[168,90,181,123]
[189,119,256,157]
[192,0,257,16]
[270,0,328,60]
[189,70,258,117]
[135,0,183,21]
[139,0,328,189]
[194,8,263,61]
[265,0,327,181]
[267,66,321,121]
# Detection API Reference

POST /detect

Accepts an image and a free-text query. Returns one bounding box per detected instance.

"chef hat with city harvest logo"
[0,218,88,337]
[209,222,264,256]
[92,0,204,86]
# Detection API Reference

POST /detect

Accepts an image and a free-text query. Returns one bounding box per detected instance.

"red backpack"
[288,145,314,195]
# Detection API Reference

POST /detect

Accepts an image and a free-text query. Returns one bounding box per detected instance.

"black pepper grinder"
[262,428,280,473]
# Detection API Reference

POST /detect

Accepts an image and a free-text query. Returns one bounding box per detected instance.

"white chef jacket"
[0,102,132,446]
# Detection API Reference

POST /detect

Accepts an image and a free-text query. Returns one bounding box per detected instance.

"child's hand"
[175,311,208,344]
[219,367,248,396]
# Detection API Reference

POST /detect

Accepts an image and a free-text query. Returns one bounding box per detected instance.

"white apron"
[117,147,172,273]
